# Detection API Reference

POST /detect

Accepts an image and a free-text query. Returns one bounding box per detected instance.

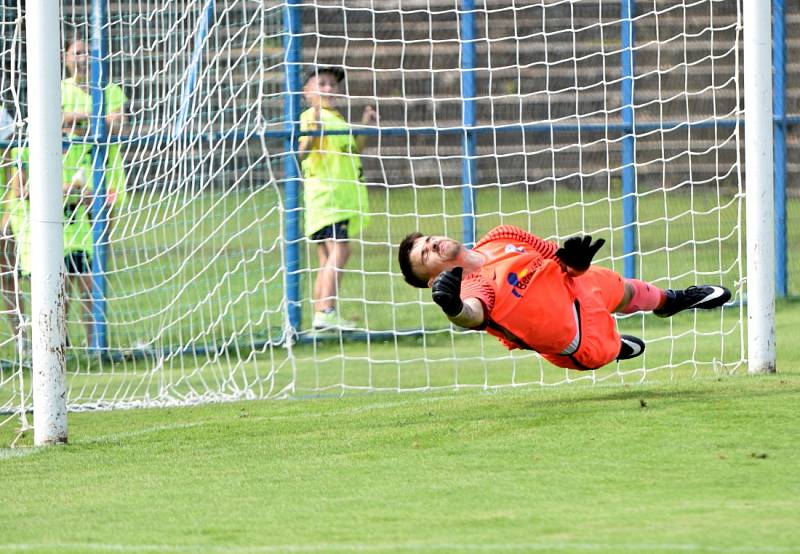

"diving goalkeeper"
[398,226,731,370]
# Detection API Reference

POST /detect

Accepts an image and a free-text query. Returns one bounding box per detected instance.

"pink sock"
[621,279,667,314]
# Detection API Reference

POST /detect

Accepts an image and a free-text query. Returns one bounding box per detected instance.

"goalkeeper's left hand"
[431,267,464,317]
[556,235,605,276]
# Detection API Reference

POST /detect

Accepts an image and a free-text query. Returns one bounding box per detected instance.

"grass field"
[0,301,798,554]
[1,369,799,553]
[0,184,797,554]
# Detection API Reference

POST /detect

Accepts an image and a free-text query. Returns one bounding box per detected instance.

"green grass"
[1,369,799,554]
[0,253,797,553]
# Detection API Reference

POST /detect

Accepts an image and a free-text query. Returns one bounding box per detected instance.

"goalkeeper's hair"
[398,232,428,288]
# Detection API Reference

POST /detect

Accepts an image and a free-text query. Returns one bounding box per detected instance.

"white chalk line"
[0,541,796,553]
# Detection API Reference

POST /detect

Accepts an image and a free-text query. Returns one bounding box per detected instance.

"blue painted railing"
[283,0,303,331]
[68,0,794,342]
[620,0,637,280]
[620,0,638,278]
[773,0,787,297]
[89,0,109,351]
[172,0,215,140]
[460,0,477,249]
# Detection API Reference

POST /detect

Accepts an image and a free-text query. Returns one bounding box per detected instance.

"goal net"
[0,0,745,423]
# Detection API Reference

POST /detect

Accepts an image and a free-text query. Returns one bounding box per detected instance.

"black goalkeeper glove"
[431,267,464,317]
[556,236,605,272]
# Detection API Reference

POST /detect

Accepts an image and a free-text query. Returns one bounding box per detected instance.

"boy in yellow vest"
[298,66,376,331]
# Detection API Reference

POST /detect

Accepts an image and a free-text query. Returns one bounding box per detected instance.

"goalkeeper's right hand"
[556,235,605,275]
[431,267,464,317]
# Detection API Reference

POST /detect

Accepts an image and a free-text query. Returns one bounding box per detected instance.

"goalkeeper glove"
[431,267,464,317]
[556,235,605,272]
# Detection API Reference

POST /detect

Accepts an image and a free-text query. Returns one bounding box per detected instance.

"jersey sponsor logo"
[504,244,526,254]
[506,258,543,298]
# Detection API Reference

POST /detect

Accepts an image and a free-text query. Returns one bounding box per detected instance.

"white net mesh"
[0,0,746,425]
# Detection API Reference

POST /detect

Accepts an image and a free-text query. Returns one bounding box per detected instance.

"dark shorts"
[65,251,91,275]
[309,220,349,242]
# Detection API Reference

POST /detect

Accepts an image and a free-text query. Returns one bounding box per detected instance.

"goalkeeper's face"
[410,235,464,285]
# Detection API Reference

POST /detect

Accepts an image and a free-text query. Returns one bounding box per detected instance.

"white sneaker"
[312,310,358,331]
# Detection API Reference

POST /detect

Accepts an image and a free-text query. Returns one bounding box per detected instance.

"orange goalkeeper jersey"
[461,225,625,370]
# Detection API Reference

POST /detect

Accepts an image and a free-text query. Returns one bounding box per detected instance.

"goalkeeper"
[398,226,731,370]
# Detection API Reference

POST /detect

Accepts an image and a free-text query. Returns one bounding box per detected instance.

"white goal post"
[0,0,777,442]
[743,0,777,375]
[26,0,67,445]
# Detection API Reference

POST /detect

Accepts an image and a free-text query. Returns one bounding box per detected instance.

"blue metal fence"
[620,0,637,280]
[460,0,478,249]
[74,0,794,340]
[283,0,304,332]
[773,0,788,297]
[89,0,109,351]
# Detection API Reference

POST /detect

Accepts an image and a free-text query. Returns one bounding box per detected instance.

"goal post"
[26,0,67,445]
[743,0,776,374]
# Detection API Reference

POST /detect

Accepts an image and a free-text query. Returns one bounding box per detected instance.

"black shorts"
[309,220,349,242]
[65,251,91,275]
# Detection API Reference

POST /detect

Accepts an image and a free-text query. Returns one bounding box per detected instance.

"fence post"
[89,0,110,351]
[620,0,637,278]
[460,0,477,247]
[283,0,303,330]
[772,0,787,297]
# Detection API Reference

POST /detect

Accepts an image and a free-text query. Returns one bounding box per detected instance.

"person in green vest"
[62,38,127,235]
[298,66,375,331]
[0,184,19,352]
[8,146,95,348]
[1,108,22,349]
